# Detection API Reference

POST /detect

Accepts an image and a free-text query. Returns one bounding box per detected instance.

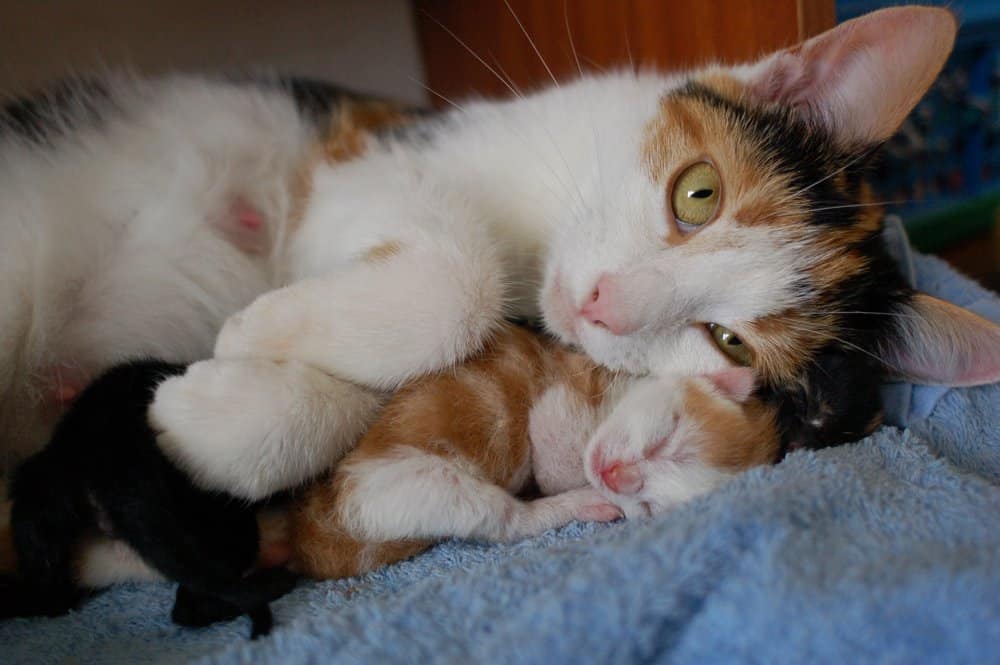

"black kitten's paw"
[171,586,242,627]
[0,576,81,619]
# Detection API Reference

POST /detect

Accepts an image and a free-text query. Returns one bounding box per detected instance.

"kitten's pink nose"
[579,274,636,335]
[600,462,644,495]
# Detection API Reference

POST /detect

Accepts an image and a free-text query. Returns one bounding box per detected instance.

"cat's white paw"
[150,358,382,501]
[213,291,294,362]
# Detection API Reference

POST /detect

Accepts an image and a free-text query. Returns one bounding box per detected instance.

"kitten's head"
[541,6,1000,450]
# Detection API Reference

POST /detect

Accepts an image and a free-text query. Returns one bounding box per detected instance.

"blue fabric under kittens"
[2,240,998,664]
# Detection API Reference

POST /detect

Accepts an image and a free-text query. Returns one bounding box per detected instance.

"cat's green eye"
[707,323,751,366]
[671,162,721,227]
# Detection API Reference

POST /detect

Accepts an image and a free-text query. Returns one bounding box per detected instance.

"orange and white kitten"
[292,324,777,579]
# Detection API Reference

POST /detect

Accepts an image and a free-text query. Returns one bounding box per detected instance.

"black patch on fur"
[673,81,881,229]
[0,80,114,144]
[3,360,296,637]
[672,82,918,454]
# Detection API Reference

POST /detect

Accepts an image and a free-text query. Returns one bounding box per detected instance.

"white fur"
[529,382,620,495]
[584,376,736,518]
[76,536,163,588]
[337,445,615,543]
[150,358,383,500]
[0,75,314,465]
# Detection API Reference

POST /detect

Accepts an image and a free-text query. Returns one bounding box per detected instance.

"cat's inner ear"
[881,294,1000,387]
[741,6,957,145]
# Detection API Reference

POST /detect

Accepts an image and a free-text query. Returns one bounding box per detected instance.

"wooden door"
[415,0,835,106]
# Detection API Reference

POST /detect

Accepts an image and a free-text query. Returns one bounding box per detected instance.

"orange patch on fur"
[742,310,838,384]
[683,378,780,469]
[324,100,409,164]
[286,147,322,234]
[363,241,405,265]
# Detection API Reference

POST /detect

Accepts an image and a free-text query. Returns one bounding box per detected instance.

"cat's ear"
[881,294,1000,387]
[741,6,957,145]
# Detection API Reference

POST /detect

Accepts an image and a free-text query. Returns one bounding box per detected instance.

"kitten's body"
[292,324,777,579]
[1,360,296,637]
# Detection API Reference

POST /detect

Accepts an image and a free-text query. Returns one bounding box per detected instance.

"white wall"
[0,0,427,104]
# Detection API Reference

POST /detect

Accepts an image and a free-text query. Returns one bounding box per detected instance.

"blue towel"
[2,226,998,664]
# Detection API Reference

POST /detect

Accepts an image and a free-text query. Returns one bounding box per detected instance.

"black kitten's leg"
[170,568,297,637]
[171,585,244,627]
[247,605,273,639]
[7,456,88,616]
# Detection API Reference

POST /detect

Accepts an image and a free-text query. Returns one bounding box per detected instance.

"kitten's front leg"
[334,447,621,544]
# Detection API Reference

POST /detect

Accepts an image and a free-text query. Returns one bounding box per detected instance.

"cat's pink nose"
[600,462,644,495]
[579,274,636,335]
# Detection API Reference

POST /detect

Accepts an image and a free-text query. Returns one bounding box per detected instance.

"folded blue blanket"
[2,223,998,665]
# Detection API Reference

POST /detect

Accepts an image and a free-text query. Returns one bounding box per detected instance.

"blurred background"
[1,0,996,288]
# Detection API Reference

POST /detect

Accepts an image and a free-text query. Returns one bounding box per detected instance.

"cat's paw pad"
[560,487,624,523]
[576,502,625,523]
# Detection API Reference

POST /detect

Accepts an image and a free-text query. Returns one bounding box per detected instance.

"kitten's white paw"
[509,487,623,540]
[150,358,382,501]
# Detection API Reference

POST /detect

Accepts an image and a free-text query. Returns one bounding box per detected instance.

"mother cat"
[2,7,998,507]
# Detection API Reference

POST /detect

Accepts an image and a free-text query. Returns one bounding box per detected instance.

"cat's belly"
[0,76,318,463]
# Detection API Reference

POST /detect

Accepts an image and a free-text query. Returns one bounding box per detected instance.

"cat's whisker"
[789,147,876,199]
[504,0,560,89]
[623,17,636,75]
[419,11,522,101]
[409,78,465,113]
[564,0,584,81]
[818,310,922,320]
[490,55,525,100]
[767,200,910,218]
[418,12,586,211]
[774,319,887,367]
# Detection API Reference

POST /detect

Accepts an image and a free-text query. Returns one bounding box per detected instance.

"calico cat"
[291,324,777,579]
[1,361,296,637]
[1,8,997,550]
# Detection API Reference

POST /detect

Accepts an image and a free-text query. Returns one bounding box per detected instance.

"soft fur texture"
[291,324,777,579]
[1,361,296,638]
[2,7,999,581]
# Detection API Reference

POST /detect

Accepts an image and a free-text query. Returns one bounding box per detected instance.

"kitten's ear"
[881,294,1000,387]
[704,367,757,403]
[742,6,957,145]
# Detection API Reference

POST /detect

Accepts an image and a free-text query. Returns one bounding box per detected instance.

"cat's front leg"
[153,225,509,499]
[150,358,384,500]
[214,233,507,391]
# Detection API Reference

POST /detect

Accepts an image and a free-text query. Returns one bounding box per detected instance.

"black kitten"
[1,360,296,638]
